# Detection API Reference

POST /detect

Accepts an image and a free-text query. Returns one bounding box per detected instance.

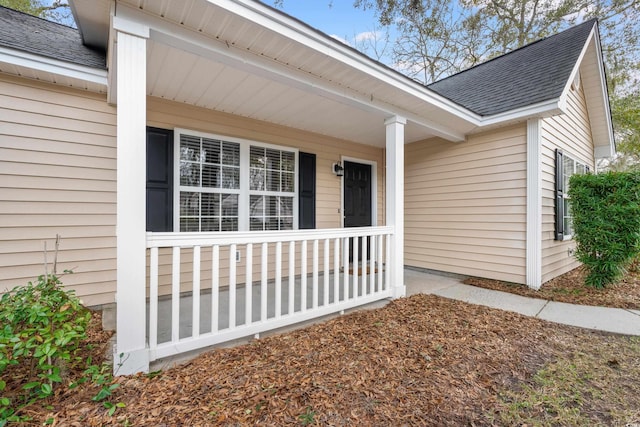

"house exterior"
[0,0,614,374]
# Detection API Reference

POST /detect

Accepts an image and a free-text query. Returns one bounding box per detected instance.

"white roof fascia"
[557,23,615,157]
[558,28,594,110]
[0,46,108,87]
[107,3,116,105]
[208,0,482,126]
[478,98,563,127]
[115,4,467,141]
[590,26,615,156]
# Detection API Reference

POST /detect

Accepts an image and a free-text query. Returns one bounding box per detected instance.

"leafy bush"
[0,274,90,423]
[0,274,122,424]
[569,171,640,288]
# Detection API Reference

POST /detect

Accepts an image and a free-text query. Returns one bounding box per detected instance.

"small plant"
[298,407,316,425]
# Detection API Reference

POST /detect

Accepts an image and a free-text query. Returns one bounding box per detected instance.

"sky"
[260,0,382,49]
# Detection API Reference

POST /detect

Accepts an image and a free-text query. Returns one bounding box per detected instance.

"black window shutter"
[146,127,174,232]
[298,152,316,229]
[586,165,591,173]
[554,149,564,241]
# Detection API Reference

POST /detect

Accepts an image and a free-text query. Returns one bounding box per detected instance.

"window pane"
[180,192,199,216]
[180,217,199,232]
[180,161,200,186]
[250,168,265,191]
[266,218,280,231]
[279,197,293,216]
[201,164,220,188]
[222,142,240,166]
[282,172,295,192]
[266,148,280,170]
[201,138,221,164]
[267,169,280,191]
[221,218,238,231]
[221,194,238,216]
[221,167,239,189]
[180,135,201,162]
[563,156,574,190]
[264,196,277,216]
[201,217,220,232]
[250,195,263,218]
[250,218,264,231]
[201,193,220,217]
[280,217,293,230]
[576,163,586,175]
[282,151,295,172]
[250,146,265,167]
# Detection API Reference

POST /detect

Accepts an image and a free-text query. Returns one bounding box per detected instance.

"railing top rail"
[146,226,394,248]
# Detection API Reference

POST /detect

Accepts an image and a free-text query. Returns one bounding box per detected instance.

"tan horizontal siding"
[541,82,594,283]
[0,75,117,306]
[404,124,527,283]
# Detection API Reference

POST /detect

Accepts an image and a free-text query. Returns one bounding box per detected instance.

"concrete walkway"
[405,268,640,336]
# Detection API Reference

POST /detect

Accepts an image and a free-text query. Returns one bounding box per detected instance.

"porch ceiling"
[71,0,479,146]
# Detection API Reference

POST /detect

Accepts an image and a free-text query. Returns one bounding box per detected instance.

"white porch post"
[526,118,542,289]
[114,20,150,374]
[385,116,406,298]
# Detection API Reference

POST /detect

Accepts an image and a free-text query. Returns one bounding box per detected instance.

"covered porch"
[70,0,477,374]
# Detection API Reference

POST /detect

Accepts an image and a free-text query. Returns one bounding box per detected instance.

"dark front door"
[344,161,372,261]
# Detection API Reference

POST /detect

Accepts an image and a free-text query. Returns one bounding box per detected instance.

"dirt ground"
[8,277,637,426]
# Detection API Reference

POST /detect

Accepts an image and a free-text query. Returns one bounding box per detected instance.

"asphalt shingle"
[0,5,105,70]
[428,20,597,116]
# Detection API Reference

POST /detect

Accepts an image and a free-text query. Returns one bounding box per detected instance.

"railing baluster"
[362,237,368,296]
[353,236,359,298]
[229,244,237,329]
[323,238,329,306]
[343,237,349,301]
[275,241,282,319]
[149,247,159,350]
[301,240,307,312]
[385,234,391,291]
[370,236,376,294]
[333,238,339,303]
[261,242,268,321]
[288,241,295,315]
[171,247,180,342]
[312,239,319,309]
[245,243,253,326]
[192,246,201,338]
[211,244,219,333]
[378,235,383,292]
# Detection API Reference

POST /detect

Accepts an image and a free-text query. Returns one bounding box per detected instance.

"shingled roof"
[0,6,105,70]
[428,19,597,117]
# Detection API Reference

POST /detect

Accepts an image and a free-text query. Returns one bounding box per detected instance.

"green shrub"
[569,171,640,288]
[0,274,91,423]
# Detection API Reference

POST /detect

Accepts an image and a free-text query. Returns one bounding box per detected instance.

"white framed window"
[174,129,298,232]
[249,146,295,231]
[555,149,589,240]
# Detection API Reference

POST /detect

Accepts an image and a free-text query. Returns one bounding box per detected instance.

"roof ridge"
[428,18,597,87]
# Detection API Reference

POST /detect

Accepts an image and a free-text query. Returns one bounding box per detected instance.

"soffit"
[72,0,477,146]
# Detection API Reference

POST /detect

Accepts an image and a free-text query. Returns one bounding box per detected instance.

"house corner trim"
[526,118,543,289]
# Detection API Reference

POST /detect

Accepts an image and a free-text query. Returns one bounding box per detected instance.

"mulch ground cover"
[464,265,640,310]
[18,293,639,426]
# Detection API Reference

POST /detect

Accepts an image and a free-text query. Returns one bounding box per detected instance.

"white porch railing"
[145,226,394,361]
